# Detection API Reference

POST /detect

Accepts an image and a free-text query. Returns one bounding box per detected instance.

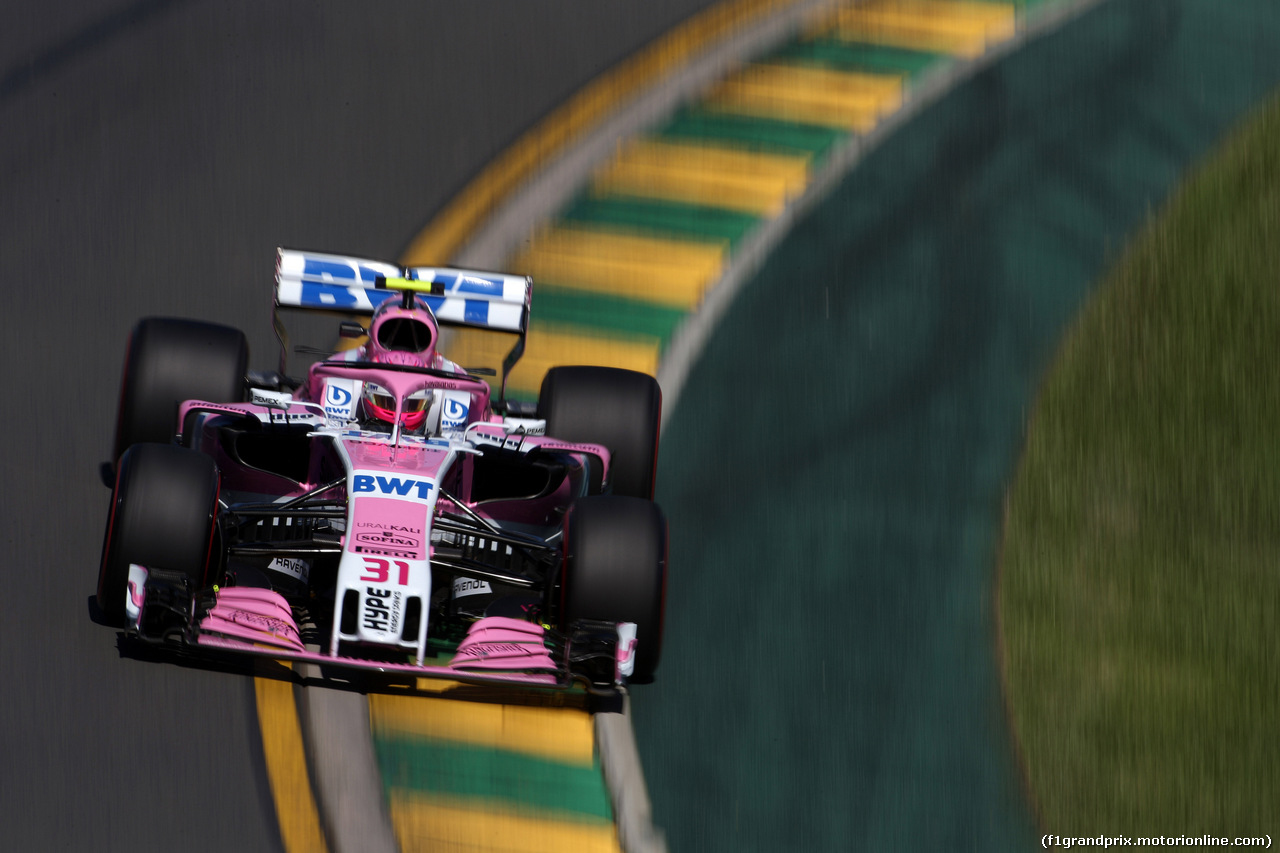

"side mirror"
[338,321,367,339]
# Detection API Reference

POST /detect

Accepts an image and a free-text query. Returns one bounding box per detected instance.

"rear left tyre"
[98,443,220,627]
[561,495,667,683]
[537,366,661,499]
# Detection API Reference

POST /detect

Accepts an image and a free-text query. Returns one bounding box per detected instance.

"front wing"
[124,565,635,691]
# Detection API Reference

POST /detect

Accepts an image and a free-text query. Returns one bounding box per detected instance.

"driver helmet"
[361,380,432,430]
[357,295,440,430]
[364,294,439,366]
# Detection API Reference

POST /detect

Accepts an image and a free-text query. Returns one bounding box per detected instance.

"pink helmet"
[365,295,438,365]
[361,380,431,430]
[359,295,439,430]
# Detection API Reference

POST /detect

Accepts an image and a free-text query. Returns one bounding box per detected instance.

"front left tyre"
[560,495,668,682]
[537,366,661,499]
[98,443,220,627]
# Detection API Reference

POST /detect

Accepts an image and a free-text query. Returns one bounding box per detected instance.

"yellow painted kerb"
[401,0,811,267]
[255,672,330,853]
[388,791,621,853]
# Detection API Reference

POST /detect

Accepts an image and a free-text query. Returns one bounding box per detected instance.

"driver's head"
[365,294,438,367]
[361,381,431,431]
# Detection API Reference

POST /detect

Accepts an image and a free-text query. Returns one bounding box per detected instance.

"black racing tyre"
[561,496,667,683]
[113,317,248,463]
[97,443,220,626]
[537,366,661,499]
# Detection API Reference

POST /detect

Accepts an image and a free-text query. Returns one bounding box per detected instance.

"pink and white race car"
[96,248,667,690]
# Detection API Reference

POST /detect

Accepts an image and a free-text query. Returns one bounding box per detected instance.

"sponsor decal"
[503,417,546,436]
[362,586,394,632]
[352,474,434,500]
[126,564,148,624]
[461,642,527,658]
[443,397,468,422]
[251,388,293,410]
[356,531,418,548]
[440,392,470,436]
[616,622,638,678]
[355,545,416,559]
[230,609,295,638]
[267,556,310,584]
[458,275,493,291]
[324,381,356,422]
[356,522,422,533]
[453,577,492,599]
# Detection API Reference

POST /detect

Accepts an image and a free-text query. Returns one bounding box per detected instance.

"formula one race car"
[95,248,667,690]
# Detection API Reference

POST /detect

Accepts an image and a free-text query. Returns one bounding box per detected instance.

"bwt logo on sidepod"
[443,397,468,422]
[324,382,355,420]
[441,395,469,433]
[352,474,435,500]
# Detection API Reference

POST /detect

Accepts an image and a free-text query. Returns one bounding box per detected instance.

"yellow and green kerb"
[371,694,620,853]
[436,0,1032,400]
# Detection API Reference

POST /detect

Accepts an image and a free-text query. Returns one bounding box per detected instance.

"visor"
[363,384,431,429]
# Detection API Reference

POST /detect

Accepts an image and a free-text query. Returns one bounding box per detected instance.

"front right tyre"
[112,317,248,464]
[98,443,220,627]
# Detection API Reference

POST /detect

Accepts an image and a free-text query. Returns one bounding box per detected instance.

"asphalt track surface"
[0,3,715,850]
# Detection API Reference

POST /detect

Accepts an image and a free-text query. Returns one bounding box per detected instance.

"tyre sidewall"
[113,318,248,462]
[537,366,661,499]
[98,443,220,625]
[562,496,667,681]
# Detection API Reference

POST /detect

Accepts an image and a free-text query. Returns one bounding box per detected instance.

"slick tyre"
[113,317,248,463]
[537,366,661,499]
[562,496,667,683]
[98,443,220,627]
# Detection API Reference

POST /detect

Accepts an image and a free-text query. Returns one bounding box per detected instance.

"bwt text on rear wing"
[272,247,532,397]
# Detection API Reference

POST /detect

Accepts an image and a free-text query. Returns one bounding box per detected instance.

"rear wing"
[275,248,530,332]
[273,248,531,401]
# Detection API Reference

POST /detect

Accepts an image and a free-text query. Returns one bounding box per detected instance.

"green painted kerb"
[374,735,614,822]
[771,38,947,78]
[534,286,690,346]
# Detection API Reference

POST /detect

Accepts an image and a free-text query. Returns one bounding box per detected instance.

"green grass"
[1001,92,1280,833]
